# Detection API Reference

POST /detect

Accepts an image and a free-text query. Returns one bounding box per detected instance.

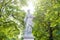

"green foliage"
[20,0,27,6]
[0,0,26,40]
[33,0,60,40]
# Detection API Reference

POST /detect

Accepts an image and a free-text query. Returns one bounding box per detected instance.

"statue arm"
[24,15,28,23]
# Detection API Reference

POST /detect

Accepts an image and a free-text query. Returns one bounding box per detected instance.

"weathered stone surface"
[23,10,34,40]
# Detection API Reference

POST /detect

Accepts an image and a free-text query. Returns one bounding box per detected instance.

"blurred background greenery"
[0,0,60,40]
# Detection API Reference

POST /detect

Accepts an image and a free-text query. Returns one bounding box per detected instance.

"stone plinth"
[23,34,34,40]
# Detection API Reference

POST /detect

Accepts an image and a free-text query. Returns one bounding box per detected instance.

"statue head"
[27,9,30,14]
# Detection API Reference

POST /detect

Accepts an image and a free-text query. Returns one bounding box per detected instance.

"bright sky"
[21,0,36,14]
[12,0,36,14]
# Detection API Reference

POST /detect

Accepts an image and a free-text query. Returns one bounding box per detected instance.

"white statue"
[24,10,34,34]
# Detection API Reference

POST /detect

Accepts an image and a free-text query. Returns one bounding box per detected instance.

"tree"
[0,0,27,40]
[32,0,60,40]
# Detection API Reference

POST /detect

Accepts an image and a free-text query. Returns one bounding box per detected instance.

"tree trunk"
[48,22,53,40]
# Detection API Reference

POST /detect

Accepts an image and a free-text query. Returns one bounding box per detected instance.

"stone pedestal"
[23,34,34,40]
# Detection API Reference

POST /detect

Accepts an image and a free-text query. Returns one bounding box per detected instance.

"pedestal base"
[23,34,34,40]
[24,39,34,40]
